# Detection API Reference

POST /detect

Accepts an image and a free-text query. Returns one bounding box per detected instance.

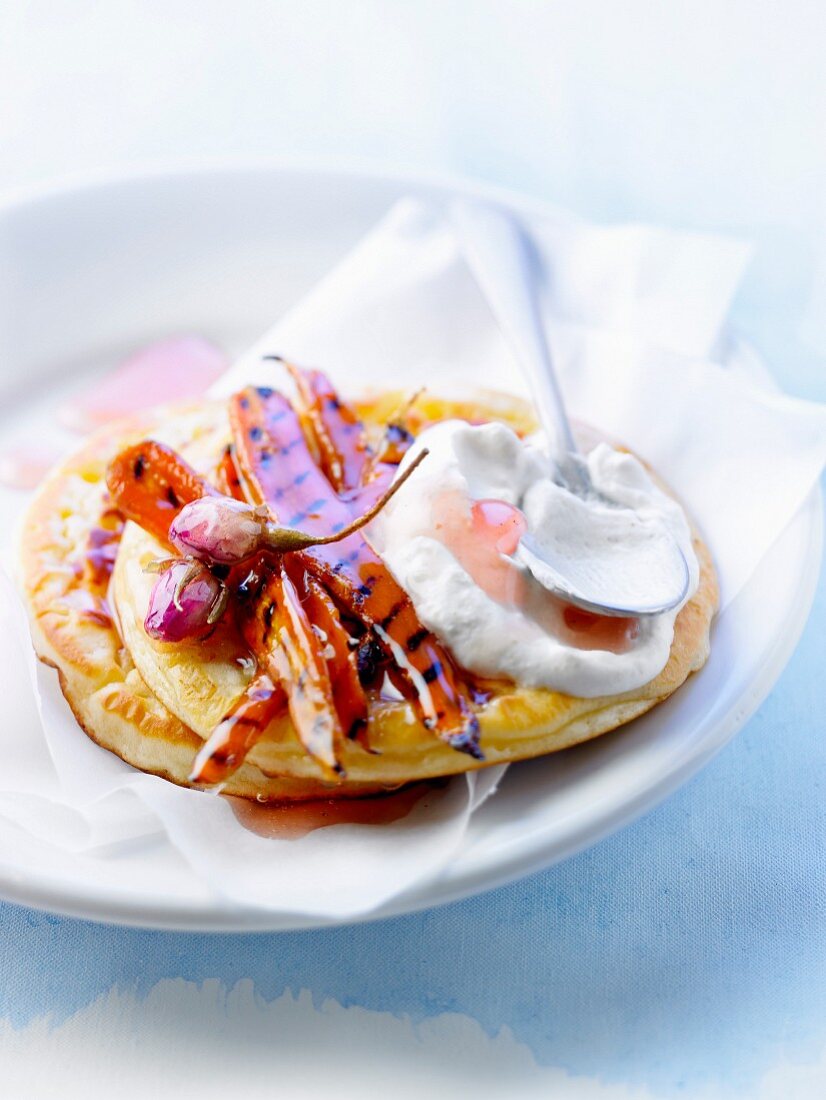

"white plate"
[0,162,820,930]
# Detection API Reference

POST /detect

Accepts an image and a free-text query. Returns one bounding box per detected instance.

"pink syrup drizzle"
[227,782,439,839]
[432,491,639,654]
[58,335,229,433]
[0,444,64,490]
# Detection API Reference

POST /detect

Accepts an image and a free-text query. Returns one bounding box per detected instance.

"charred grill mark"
[356,634,384,686]
[380,599,406,630]
[422,661,442,685]
[107,441,216,546]
[406,628,428,651]
[386,423,413,448]
[347,717,368,740]
[262,600,276,643]
[286,498,328,527]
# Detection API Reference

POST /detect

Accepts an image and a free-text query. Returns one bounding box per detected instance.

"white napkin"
[0,196,824,918]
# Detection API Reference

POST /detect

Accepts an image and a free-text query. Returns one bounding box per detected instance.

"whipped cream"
[370,420,700,698]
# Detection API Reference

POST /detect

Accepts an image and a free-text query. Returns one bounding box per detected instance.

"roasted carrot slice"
[106,440,215,544]
[107,440,282,770]
[189,672,286,786]
[347,391,420,518]
[239,558,345,776]
[227,432,369,756]
[230,386,481,757]
[108,436,345,775]
[252,569,345,777]
[355,419,416,511]
[193,559,353,785]
[215,444,242,499]
[366,389,422,477]
[371,420,415,468]
[289,561,369,747]
[287,364,369,493]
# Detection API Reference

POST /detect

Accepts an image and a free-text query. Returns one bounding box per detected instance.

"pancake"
[19,390,718,800]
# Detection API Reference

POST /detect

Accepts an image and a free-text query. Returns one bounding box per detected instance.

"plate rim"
[0,159,820,931]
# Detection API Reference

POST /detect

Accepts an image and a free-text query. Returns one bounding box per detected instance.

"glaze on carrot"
[288,364,369,493]
[224,428,369,758]
[189,673,286,787]
[230,386,482,757]
[106,440,215,544]
[253,569,345,776]
[290,562,369,747]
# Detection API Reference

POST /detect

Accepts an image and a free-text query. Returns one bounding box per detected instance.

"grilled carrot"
[192,557,356,785]
[106,440,215,544]
[189,672,286,786]
[230,386,482,757]
[290,562,369,747]
[253,569,344,777]
[356,419,416,511]
[215,444,242,498]
[108,437,352,777]
[287,364,369,493]
[224,430,369,758]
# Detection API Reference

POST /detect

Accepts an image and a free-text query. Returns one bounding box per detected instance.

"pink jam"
[471,498,527,555]
[432,490,638,655]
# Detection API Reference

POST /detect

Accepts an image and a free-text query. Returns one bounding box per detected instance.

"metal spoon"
[451,198,690,618]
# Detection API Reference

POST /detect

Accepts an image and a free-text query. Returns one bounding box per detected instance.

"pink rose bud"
[169,497,267,565]
[144,561,224,642]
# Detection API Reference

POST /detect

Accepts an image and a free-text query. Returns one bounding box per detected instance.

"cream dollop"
[370,420,700,698]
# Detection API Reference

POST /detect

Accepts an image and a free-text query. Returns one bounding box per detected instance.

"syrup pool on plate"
[228,782,441,839]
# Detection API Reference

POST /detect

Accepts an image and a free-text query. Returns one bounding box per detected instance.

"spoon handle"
[451,199,585,487]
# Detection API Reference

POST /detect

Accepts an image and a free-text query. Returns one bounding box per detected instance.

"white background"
[0,0,824,397]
